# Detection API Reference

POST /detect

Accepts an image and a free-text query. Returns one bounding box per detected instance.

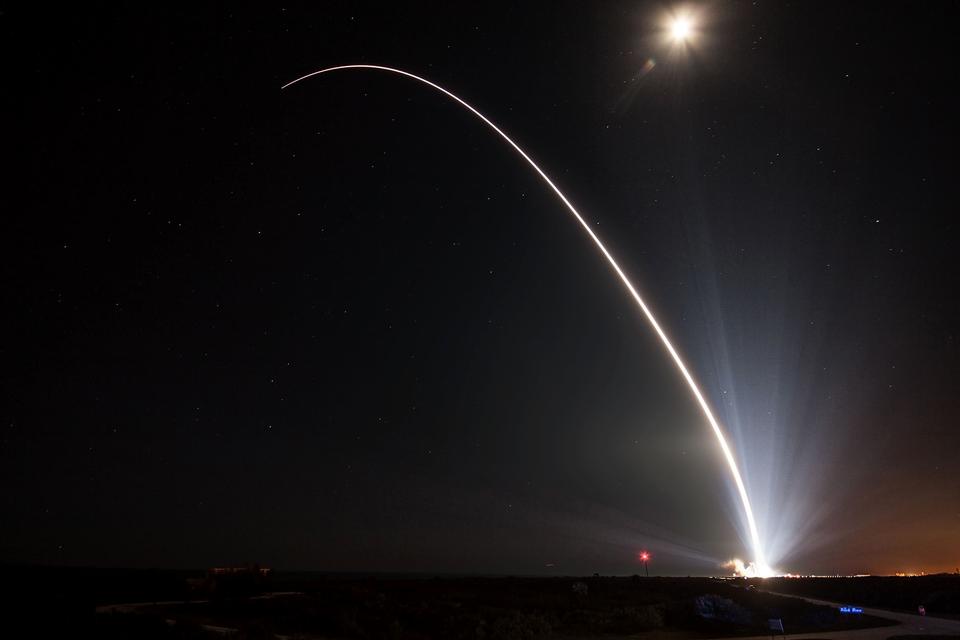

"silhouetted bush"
[610,604,665,632]
[695,594,753,625]
[490,612,552,640]
[95,613,215,639]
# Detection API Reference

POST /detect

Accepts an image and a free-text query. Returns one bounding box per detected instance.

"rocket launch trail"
[283,64,771,576]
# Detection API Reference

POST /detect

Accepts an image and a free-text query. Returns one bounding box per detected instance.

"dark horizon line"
[4,562,955,579]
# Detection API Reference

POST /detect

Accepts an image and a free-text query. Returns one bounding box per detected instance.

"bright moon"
[671,17,692,41]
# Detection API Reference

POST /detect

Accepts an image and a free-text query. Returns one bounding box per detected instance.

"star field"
[1,2,957,575]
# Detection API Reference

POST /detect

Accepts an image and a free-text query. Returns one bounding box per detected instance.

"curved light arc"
[283,64,768,573]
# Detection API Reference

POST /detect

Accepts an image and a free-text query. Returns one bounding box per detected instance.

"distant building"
[209,565,271,577]
[188,564,271,597]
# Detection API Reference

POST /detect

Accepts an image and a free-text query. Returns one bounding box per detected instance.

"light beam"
[282,65,772,576]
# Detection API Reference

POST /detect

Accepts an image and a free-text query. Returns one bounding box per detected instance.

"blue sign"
[839,606,863,614]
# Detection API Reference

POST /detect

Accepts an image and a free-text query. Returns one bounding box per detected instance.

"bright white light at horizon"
[671,17,693,42]
[727,558,778,578]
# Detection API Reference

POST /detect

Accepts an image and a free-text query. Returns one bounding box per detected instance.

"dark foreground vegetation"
[136,575,897,639]
[0,566,907,639]
[762,575,960,618]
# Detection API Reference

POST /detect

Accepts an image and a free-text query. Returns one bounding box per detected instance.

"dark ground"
[137,575,896,639]
[1,566,925,639]
[759,576,960,619]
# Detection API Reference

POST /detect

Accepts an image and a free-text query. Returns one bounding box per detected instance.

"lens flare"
[283,65,771,573]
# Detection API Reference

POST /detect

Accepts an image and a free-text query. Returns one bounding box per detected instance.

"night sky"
[3,2,958,576]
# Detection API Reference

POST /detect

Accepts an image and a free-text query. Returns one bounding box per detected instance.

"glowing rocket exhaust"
[283,65,772,577]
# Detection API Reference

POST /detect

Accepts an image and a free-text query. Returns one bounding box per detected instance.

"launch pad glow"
[283,65,773,577]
